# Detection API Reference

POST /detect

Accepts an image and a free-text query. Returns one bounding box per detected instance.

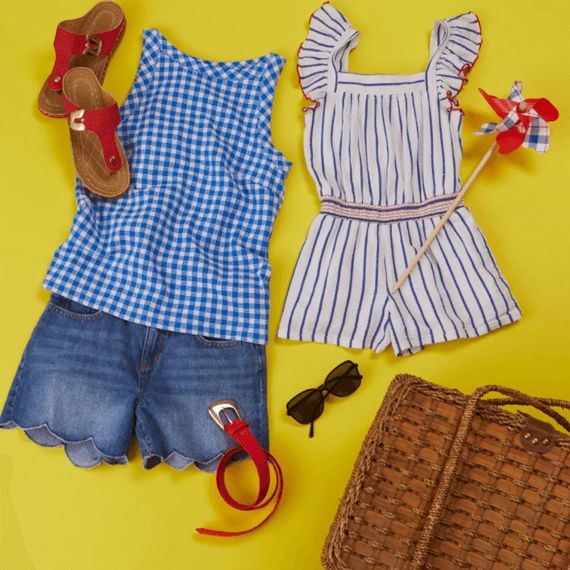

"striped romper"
[278,3,522,357]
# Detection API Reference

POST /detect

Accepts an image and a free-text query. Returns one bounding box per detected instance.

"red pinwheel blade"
[532,98,559,122]
[496,129,526,154]
[478,88,516,119]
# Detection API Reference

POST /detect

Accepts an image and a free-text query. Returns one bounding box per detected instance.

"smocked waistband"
[320,194,464,224]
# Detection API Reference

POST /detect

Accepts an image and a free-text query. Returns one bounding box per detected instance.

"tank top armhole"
[120,29,161,115]
[254,54,292,179]
[297,2,360,108]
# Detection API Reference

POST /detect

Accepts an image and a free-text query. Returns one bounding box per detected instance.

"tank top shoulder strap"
[120,29,163,117]
[254,53,292,180]
[297,2,360,106]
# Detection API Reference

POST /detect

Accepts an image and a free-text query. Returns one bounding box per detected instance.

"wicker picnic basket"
[322,374,570,570]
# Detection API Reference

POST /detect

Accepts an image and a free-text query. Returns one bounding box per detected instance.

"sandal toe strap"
[48,17,126,91]
[65,100,123,172]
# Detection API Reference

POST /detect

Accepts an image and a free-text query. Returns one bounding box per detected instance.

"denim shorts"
[0,293,268,472]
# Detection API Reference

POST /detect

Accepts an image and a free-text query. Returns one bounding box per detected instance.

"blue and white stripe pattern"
[279,4,521,356]
[43,29,291,344]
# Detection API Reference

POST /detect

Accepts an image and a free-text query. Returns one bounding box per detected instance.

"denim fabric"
[0,293,268,471]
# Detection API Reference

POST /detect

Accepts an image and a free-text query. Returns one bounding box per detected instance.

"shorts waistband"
[320,194,464,224]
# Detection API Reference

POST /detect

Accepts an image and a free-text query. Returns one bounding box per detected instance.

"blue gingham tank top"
[43,29,291,344]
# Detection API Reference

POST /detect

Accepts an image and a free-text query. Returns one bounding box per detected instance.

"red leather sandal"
[38,2,126,118]
[63,67,130,199]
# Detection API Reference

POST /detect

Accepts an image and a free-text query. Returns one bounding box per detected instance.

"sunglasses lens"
[324,361,361,397]
[286,389,324,425]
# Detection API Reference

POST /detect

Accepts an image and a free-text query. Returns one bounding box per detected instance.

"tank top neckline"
[147,28,280,81]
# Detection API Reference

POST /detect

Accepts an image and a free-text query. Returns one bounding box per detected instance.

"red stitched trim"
[296,2,330,112]
[472,12,482,70]
[459,63,471,84]
[302,102,320,112]
[448,63,471,114]
[446,90,461,113]
[445,12,482,115]
[452,12,482,102]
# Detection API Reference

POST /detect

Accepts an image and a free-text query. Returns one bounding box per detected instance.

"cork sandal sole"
[38,2,125,118]
[63,68,129,199]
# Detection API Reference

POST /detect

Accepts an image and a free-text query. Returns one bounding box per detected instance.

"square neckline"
[333,19,452,94]
[298,4,481,102]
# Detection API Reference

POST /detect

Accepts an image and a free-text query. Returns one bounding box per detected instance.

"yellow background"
[1,0,569,568]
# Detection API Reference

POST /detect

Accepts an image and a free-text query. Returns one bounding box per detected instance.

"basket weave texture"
[322,375,570,570]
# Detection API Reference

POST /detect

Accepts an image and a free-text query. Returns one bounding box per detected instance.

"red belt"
[196,401,284,537]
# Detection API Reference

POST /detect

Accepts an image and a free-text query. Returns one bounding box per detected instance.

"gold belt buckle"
[208,400,241,431]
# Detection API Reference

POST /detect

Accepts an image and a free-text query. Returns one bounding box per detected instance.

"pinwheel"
[474,80,559,154]
[393,80,559,294]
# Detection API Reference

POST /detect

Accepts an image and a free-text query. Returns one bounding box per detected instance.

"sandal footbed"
[38,2,124,117]
[64,68,129,198]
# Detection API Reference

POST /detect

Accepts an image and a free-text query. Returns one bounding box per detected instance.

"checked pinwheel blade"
[474,80,559,154]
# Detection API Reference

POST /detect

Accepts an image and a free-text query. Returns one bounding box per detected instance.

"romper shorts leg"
[0,293,268,472]
[278,210,522,357]
[385,211,523,357]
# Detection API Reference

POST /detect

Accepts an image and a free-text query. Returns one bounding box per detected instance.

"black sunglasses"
[286,361,362,438]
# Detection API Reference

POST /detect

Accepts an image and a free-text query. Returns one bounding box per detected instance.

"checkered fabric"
[43,29,291,344]
[474,80,552,153]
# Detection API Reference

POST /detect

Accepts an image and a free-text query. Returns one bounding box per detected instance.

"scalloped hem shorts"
[0,293,268,472]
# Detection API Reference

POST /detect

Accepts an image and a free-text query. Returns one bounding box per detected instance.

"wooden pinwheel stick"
[392,100,530,294]
[392,140,499,294]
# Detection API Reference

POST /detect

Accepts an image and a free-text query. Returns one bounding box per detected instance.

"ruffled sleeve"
[431,12,482,102]
[297,2,359,104]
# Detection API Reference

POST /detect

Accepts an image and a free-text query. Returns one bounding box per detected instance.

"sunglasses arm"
[308,406,321,438]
